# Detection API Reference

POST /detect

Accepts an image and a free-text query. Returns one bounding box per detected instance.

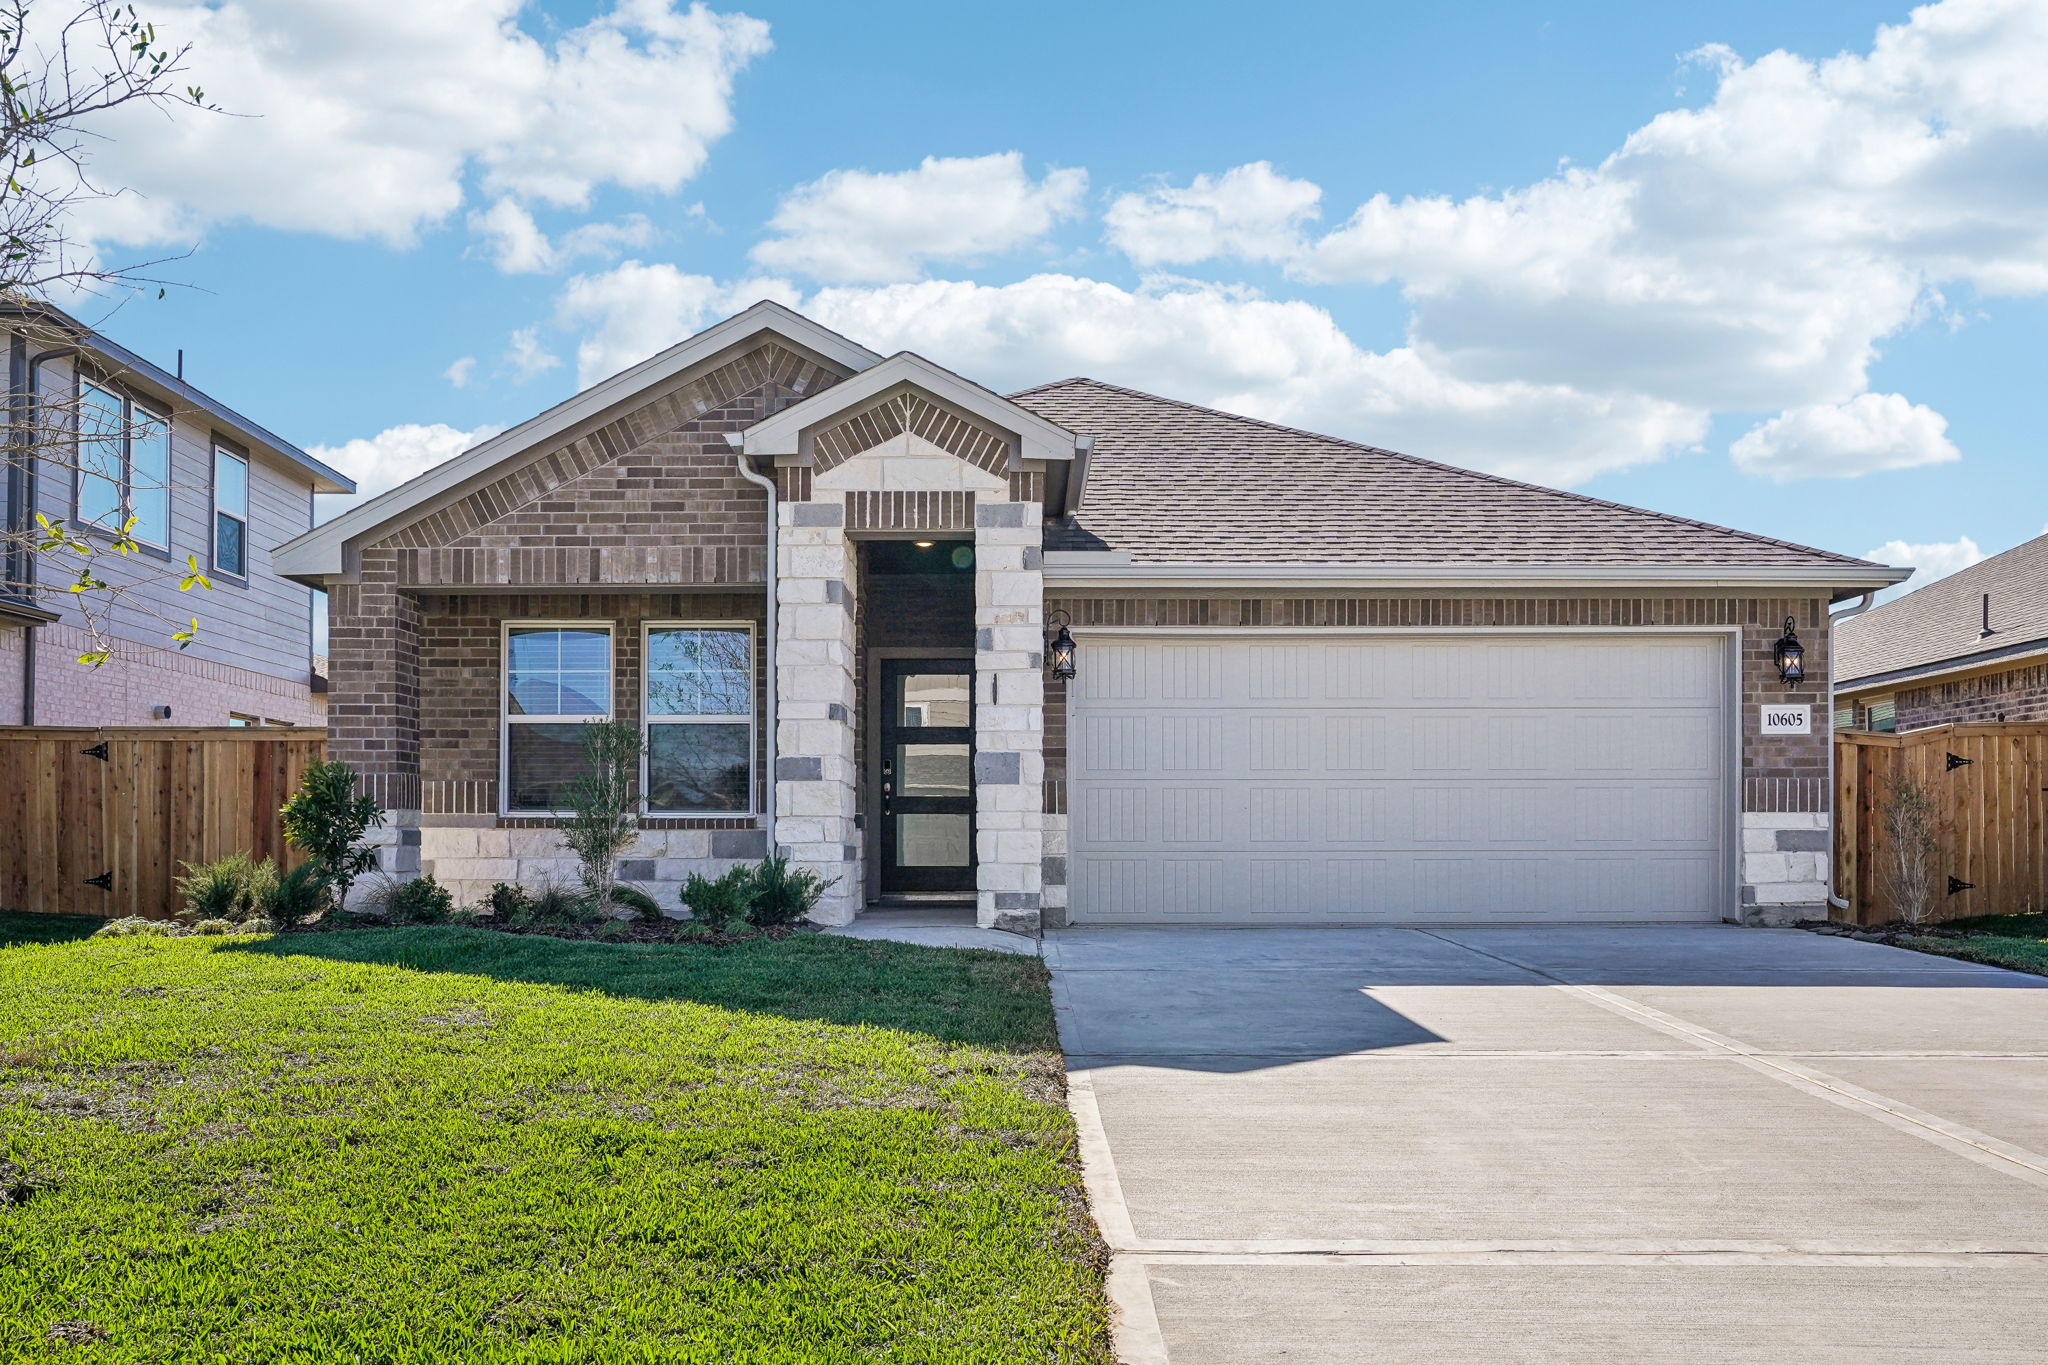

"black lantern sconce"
[1045,609,1077,682]
[1773,616,1805,689]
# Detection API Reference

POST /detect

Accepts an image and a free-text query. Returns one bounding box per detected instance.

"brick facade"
[0,618,322,727]
[1892,659,2048,730]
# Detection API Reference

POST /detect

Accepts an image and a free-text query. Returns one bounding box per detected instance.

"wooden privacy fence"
[0,727,326,919]
[1835,723,2048,925]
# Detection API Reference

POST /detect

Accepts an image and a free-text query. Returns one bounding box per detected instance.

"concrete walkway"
[1046,924,2048,1363]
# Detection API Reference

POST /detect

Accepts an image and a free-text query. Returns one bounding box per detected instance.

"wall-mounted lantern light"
[1045,609,1077,681]
[1773,616,1805,689]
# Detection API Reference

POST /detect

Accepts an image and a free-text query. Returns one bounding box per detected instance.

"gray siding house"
[277,302,1906,931]
[0,302,354,727]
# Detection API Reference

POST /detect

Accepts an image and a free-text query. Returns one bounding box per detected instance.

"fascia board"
[737,352,1077,464]
[1040,562,1914,592]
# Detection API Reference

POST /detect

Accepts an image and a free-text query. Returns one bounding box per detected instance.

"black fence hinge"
[1945,752,1974,771]
[1947,876,1976,896]
[80,741,109,761]
[84,871,113,892]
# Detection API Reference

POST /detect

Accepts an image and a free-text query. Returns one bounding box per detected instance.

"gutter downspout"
[727,432,777,856]
[1827,591,1877,914]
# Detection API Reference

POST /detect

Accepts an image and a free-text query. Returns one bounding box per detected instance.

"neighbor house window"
[227,713,258,728]
[504,623,613,813]
[644,623,753,813]
[213,445,249,577]
[1867,697,1897,734]
[75,378,170,548]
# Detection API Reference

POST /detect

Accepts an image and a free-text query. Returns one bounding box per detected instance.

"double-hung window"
[503,624,613,813]
[644,623,753,813]
[75,378,170,549]
[213,445,250,577]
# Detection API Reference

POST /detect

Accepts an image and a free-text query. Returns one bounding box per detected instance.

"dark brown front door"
[879,659,975,894]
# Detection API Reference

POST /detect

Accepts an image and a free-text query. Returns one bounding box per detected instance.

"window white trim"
[640,619,756,817]
[500,619,617,817]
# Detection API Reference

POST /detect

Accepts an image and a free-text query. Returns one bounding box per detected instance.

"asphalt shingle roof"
[1835,532,2048,685]
[1008,378,1876,569]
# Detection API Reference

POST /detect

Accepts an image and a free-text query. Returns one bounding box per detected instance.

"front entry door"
[879,659,975,894]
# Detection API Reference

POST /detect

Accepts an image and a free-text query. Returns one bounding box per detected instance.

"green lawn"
[1895,911,2048,976]
[0,921,1111,1362]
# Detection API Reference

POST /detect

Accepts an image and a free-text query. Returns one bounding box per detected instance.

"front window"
[214,446,249,576]
[75,381,171,548]
[644,624,753,813]
[504,624,613,813]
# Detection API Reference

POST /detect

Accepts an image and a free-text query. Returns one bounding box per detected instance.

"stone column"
[775,498,863,926]
[973,499,1045,932]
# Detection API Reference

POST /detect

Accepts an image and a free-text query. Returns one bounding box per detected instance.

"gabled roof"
[735,350,1078,465]
[1012,378,1900,582]
[1837,532,2048,688]
[274,301,879,580]
[3,300,352,493]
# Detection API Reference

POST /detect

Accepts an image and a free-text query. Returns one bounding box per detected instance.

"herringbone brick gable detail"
[811,392,1011,476]
[372,343,843,575]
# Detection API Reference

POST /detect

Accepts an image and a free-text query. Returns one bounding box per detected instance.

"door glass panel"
[897,674,970,728]
[898,743,969,798]
[897,813,970,867]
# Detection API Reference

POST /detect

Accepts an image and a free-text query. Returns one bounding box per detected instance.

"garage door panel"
[1069,635,1730,924]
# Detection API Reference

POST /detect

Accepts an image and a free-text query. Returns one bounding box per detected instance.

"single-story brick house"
[1836,531,2048,733]
[276,302,1906,931]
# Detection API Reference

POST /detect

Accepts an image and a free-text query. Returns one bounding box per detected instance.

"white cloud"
[469,198,658,274]
[749,153,1086,283]
[70,0,770,248]
[554,262,799,384]
[1863,535,1985,597]
[1280,0,2048,434]
[1730,392,1960,480]
[310,422,502,514]
[504,327,561,380]
[553,266,1702,483]
[443,356,477,389]
[1105,162,1322,266]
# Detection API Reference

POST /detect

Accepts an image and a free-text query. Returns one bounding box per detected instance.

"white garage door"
[1066,634,1729,924]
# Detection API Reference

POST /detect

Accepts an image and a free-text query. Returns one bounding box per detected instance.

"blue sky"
[71,0,2048,590]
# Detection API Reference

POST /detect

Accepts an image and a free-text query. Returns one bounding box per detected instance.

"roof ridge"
[1014,376,1877,569]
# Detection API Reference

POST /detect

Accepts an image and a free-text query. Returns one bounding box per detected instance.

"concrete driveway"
[1045,924,2048,1364]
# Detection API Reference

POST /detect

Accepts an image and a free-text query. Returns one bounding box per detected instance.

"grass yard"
[0,918,1112,1363]
[1893,911,2048,976]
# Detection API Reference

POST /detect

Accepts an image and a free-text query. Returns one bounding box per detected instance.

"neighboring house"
[0,302,353,728]
[1836,532,2048,733]
[275,302,1905,930]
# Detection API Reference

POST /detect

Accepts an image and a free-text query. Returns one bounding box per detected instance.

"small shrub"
[92,916,182,938]
[191,917,236,936]
[607,884,662,921]
[280,760,385,910]
[233,917,277,936]
[558,719,642,909]
[485,882,532,920]
[388,876,455,926]
[261,862,327,928]
[448,906,482,927]
[747,856,836,928]
[679,866,754,933]
[594,919,631,941]
[175,853,275,921]
[515,881,600,927]
[1878,776,1943,925]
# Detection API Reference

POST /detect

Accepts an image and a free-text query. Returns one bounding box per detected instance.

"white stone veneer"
[1740,811,1831,926]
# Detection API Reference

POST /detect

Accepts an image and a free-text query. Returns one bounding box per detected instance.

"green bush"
[261,861,327,928]
[387,876,455,926]
[174,853,275,921]
[233,917,278,936]
[191,917,236,936]
[279,760,385,910]
[679,866,754,933]
[747,857,835,928]
[485,882,532,920]
[92,916,182,938]
[511,881,601,928]
[607,884,662,921]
